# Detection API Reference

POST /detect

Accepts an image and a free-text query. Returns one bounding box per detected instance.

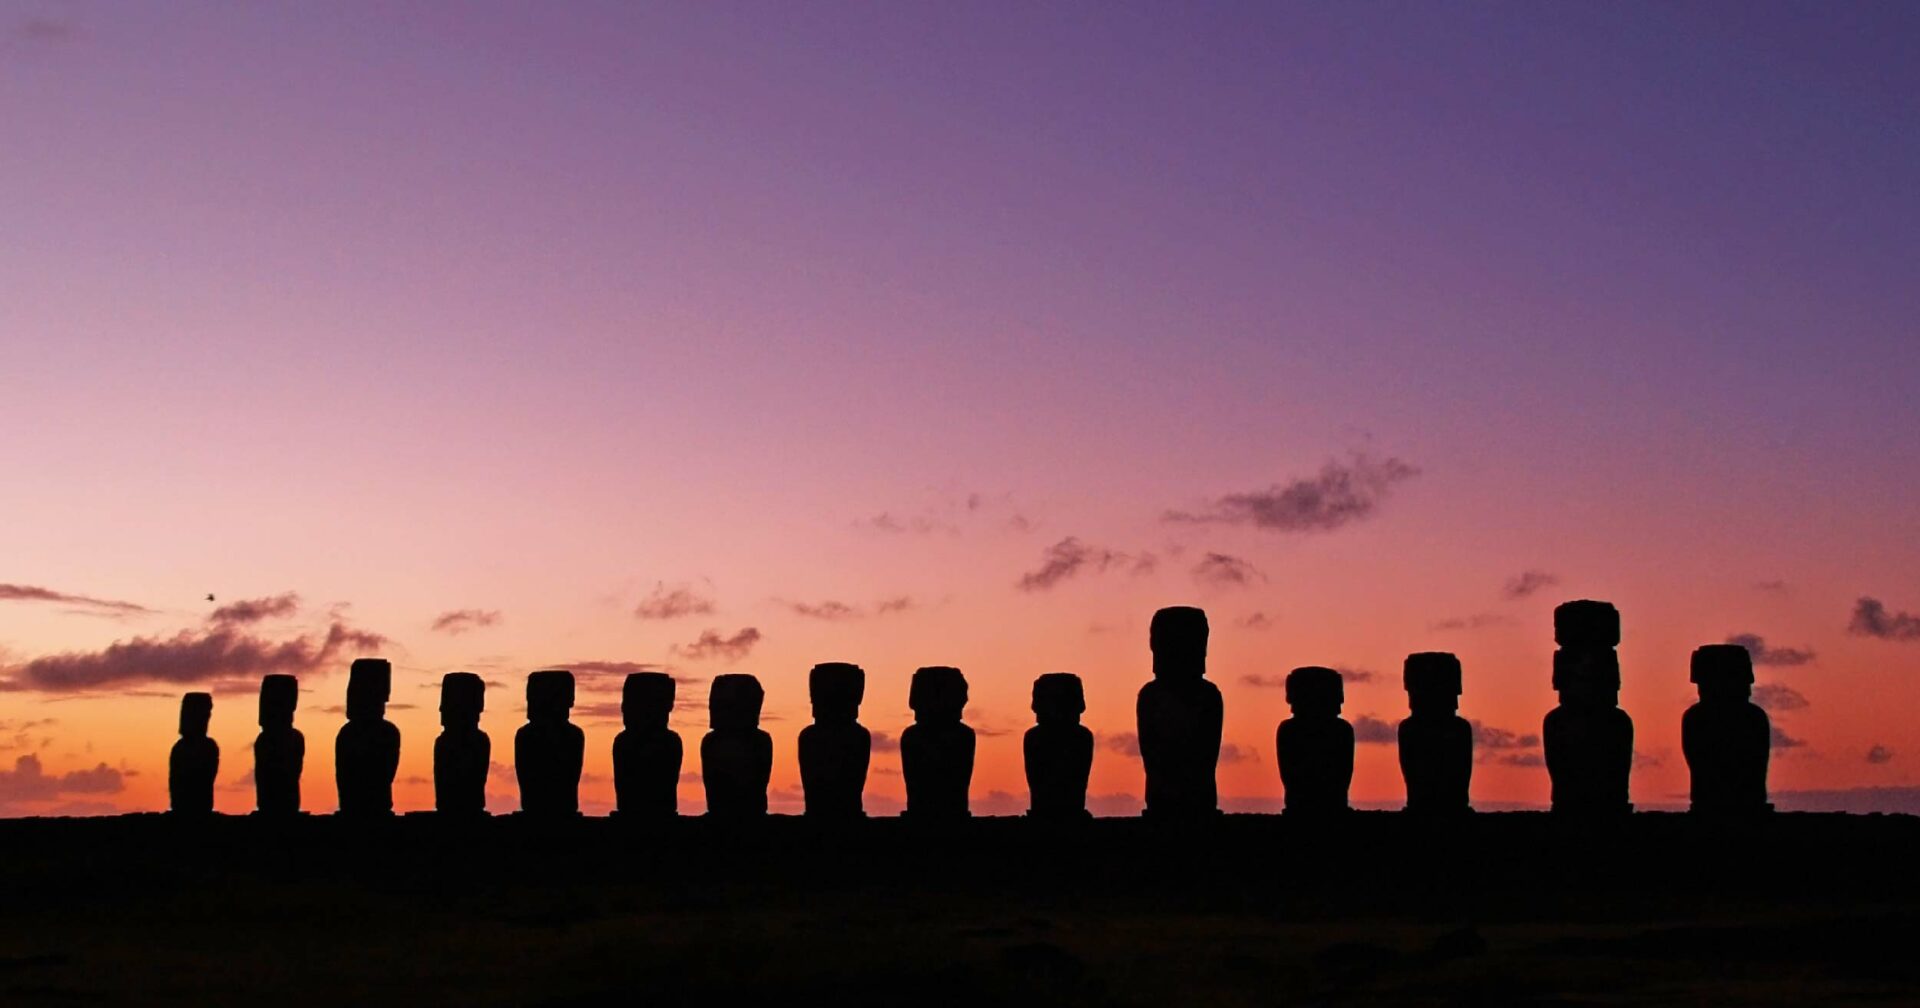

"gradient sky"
[4,2,1919,816]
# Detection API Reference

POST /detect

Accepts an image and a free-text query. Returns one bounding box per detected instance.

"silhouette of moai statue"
[434,672,490,815]
[1683,644,1773,814]
[516,669,584,816]
[335,657,401,816]
[902,666,975,818]
[799,662,871,818]
[1398,652,1472,813]
[1277,666,1354,814]
[702,673,772,817]
[169,692,218,815]
[253,674,303,815]
[1137,606,1223,818]
[613,672,681,817]
[1543,601,1634,814]
[1025,672,1093,819]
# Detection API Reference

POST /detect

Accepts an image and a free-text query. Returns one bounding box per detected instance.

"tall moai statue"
[1398,652,1472,813]
[253,674,304,815]
[798,662,870,818]
[1683,644,1772,814]
[169,692,218,815]
[1137,606,1223,818]
[702,673,772,817]
[1543,600,1634,814]
[902,666,975,818]
[1025,672,1093,819]
[613,672,682,817]
[335,657,401,816]
[1276,666,1354,814]
[516,669,584,816]
[434,672,490,815]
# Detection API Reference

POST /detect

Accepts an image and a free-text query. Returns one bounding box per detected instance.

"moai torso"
[1398,652,1472,813]
[613,672,681,817]
[434,672,490,815]
[1544,602,1633,814]
[254,674,303,815]
[1276,667,1353,814]
[336,658,400,816]
[902,666,975,818]
[1683,644,1772,813]
[703,674,772,816]
[799,663,870,818]
[170,692,218,815]
[1024,672,1093,819]
[1138,606,1223,818]
[516,669,584,816]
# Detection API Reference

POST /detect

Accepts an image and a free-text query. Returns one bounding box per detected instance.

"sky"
[3,1,1919,816]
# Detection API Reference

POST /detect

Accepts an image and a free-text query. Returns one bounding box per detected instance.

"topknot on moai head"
[440,672,485,723]
[1149,606,1209,678]
[345,658,392,720]
[258,674,299,727]
[621,672,675,727]
[709,673,765,731]
[1403,652,1463,697]
[1031,672,1086,722]
[1551,648,1621,699]
[1285,666,1344,713]
[179,691,213,736]
[909,666,968,721]
[526,669,575,720]
[1553,600,1621,649]
[809,662,865,721]
[1690,644,1755,696]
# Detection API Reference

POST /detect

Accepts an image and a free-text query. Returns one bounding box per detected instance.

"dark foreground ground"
[2,813,1916,1006]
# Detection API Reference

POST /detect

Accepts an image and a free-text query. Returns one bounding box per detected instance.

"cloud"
[1164,453,1418,533]
[673,628,762,663]
[1101,732,1140,758]
[430,609,501,635]
[871,730,901,753]
[1866,744,1895,765]
[1352,715,1395,745]
[634,584,716,621]
[1237,612,1275,630]
[0,583,153,617]
[780,597,919,620]
[1848,597,1920,641]
[1502,570,1559,600]
[0,754,124,803]
[1334,667,1377,684]
[1016,537,1152,592]
[559,660,672,677]
[1240,673,1287,689]
[1218,742,1256,765]
[1770,786,1920,814]
[1470,721,1542,751]
[208,593,301,626]
[1754,580,1789,594]
[856,512,954,535]
[1725,633,1815,667]
[1770,725,1805,750]
[17,18,77,43]
[1498,753,1546,768]
[1429,614,1513,632]
[1191,553,1264,588]
[855,490,1028,537]
[875,596,917,614]
[1751,682,1809,712]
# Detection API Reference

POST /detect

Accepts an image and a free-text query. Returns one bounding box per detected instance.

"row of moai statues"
[166,601,1775,817]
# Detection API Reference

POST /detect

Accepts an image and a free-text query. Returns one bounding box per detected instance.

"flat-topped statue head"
[1285,666,1344,717]
[345,658,392,721]
[1554,600,1621,649]
[622,671,675,730]
[258,674,298,729]
[526,669,575,723]
[1031,672,1085,725]
[809,662,865,723]
[179,691,213,737]
[1552,648,1621,708]
[909,666,968,722]
[709,673,764,731]
[439,672,485,729]
[1149,606,1209,680]
[1691,644,1755,702]
[1403,652,1462,714]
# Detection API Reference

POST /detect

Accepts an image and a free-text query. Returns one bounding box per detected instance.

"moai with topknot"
[434,672,490,815]
[1398,652,1473,813]
[1137,606,1223,818]
[902,666,975,818]
[1543,601,1634,814]
[169,692,218,815]
[702,674,772,816]
[613,672,681,817]
[336,658,401,816]
[799,662,871,818]
[516,669,584,816]
[1683,644,1772,813]
[253,674,304,815]
[1025,672,1093,819]
[1276,666,1354,814]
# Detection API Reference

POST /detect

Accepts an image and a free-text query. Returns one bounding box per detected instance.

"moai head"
[1149,606,1209,680]
[345,658,392,721]
[1031,673,1086,725]
[259,674,298,730]
[1690,644,1755,702]
[440,672,485,730]
[709,674,765,732]
[1284,666,1344,717]
[526,669,575,723]
[622,672,674,731]
[809,663,865,724]
[1403,652,1462,716]
[179,692,213,737]
[909,666,968,723]
[1552,649,1621,708]
[1553,600,1621,649]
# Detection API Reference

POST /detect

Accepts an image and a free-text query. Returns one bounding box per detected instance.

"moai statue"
[1683,644,1772,814]
[902,666,975,818]
[1398,652,1472,813]
[613,672,682,817]
[1543,601,1634,814]
[1137,606,1223,818]
[253,674,304,815]
[1024,672,1093,819]
[335,657,401,816]
[1276,666,1354,814]
[169,692,218,815]
[434,672,490,815]
[702,673,772,817]
[516,669,584,816]
[798,662,870,818]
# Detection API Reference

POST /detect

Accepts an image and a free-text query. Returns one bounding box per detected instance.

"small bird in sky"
[205,593,216,602]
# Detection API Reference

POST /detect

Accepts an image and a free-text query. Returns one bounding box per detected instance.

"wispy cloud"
[1164,453,1418,533]
[1429,614,1513,632]
[1237,612,1275,630]
[430,609,501,635]
[1771,725,1806,750]
[1848,597,1920,641]
[1016,537,1154,592]
[1726,633,1815,667]
[673,628,762,662]
[0,754,124,804]
[1502,570,1559,600]
[780,596,918,620]
[0,583,153,617]
[634,583,716,621]
[1191,552,1264,588]
[1866,745,1895,765]
[209,593,301,626]
[1352,715,1396,744]
[1751,682,1809,712]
